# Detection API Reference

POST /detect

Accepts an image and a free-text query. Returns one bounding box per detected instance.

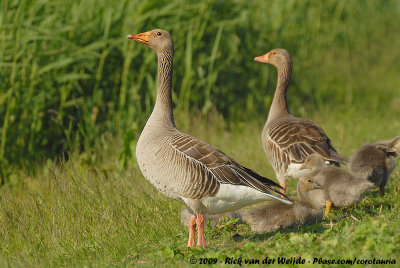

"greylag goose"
[254,49,347,195]
[349,136,400,196]
[240,177,324,233]
[128,29,291,248]
[300,154,374,215]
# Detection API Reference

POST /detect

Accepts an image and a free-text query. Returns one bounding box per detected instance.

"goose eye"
[156,32,162,36]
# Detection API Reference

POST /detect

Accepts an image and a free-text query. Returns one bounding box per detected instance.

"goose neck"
[297,185,321,210]
[267,61,292,122]
[149,51,175,127]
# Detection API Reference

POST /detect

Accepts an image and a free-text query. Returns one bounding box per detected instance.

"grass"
[1,0,400,266]
[0,107,399,267]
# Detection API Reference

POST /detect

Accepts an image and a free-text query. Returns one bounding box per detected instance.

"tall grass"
[1,0,400,175]
[0,109,399,266]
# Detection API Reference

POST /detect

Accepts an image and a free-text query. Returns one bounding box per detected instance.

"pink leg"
[196,214,207,248]
[280,183,287,198]
[187,215,197,248]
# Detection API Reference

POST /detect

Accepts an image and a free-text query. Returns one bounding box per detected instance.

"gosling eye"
[307,179,312,183]
[156,32,162,36]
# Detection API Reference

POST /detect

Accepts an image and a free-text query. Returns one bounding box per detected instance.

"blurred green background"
[1,0,400,177]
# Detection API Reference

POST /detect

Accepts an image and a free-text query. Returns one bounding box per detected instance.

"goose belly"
[136,134,218,201]
[286,163,310,179]
[198,184,278,214]
[136,136,182,200]
[286,160,330,179]
[137,161,182,200]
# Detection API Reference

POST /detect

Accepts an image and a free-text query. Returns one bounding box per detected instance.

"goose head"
[299,153,326,171]
[394,137,400,154]
[128,29,174,53]
[371,137,400,158]
[385,136,400,155]
[298,176,324,192]
[254,48,291,67]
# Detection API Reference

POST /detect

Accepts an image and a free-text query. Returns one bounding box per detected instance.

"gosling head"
[254,48,292,68]
[128,29,173,54]
[374,136,400,156]
[298,176,324,192]
[299,153,326,171]
[387,136,400,155]
[394,137,400,155]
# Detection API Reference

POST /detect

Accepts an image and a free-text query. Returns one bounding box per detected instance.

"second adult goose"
[129,30,291,248]
[254,49,348,195]
[349,136,400,196]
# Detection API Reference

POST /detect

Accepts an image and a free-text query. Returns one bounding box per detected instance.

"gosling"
[349,136,400,196]
[240,177,324,233]
[300,154,374,215]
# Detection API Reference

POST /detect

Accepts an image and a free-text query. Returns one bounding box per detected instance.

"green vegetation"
[1,0,400,174]
[0,110,399,267]
[1,0,400,266]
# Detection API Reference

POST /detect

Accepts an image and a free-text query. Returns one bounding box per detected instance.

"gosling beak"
[299,165,308,170]
[128,30,151,44]
[254,53,269,63]
[314,181,324,190]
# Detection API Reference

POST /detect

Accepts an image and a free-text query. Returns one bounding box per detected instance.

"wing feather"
[264,117,348,174]
[170,132,286,199]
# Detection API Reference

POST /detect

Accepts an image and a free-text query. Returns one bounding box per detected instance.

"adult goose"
[128,29,291,248]
[300,154,374,215]
[254,49,347,194]
[349,136,400,196]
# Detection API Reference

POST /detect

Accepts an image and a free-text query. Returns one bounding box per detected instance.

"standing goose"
[349,136,400,196]
[128,29,291,248]
[254,49,347,194]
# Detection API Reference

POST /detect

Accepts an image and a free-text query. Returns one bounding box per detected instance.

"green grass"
[1,108,399,267]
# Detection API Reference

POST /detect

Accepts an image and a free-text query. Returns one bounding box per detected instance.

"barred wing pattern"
[265,117,348,175]
[170,132,285,199]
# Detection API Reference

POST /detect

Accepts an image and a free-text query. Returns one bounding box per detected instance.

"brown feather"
[170,132,287,198]
[265,117,348,175]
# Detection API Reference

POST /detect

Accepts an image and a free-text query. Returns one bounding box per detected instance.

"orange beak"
[128,30,151,44]
[254,53,269,63]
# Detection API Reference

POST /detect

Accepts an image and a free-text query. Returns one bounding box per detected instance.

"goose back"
[263,117,347,178]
